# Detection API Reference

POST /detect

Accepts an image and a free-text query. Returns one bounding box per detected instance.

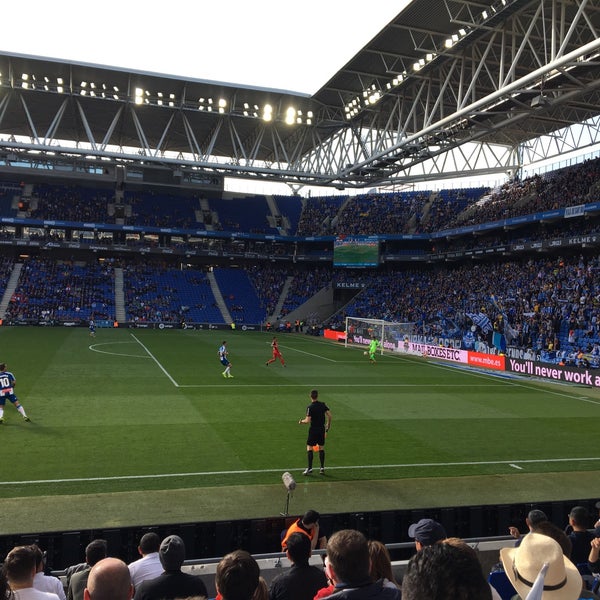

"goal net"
[344,316,416,354]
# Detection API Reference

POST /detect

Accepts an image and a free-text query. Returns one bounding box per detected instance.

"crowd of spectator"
[5,250,600,364]
[0,155,597,244]
[5,258,114,323]
[6,504,600,600]
[0,154,599,356]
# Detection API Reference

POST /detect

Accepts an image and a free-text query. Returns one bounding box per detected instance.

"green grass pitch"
[1,326,599,534]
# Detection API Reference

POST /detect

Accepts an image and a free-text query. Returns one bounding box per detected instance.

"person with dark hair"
[31,544,66,600]
[84,558,133,600]
[325,529,399,600]
[0,567,11,600]
[442,539,500,600]
[402,541,492,600]
[133,535,207,600]
[269,533,327,600]
[281,510,326,551]
[298,390,331,475]
[4,545,59,600]
[216,550,260,600]
[128,533,163,590]
[0,362,29,423]
[509,509,548,546]
[67,540,108,600]
[567,506,595,565]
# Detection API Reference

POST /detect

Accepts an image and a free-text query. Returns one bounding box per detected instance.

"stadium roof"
[0,0,600,191]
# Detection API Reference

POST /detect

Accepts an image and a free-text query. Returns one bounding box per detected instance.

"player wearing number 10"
[0,363,29,423]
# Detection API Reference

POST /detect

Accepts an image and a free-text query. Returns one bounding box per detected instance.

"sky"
[2,1,410,95]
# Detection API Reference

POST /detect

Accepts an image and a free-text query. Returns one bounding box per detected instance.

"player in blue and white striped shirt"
[219,341,233,378]
[0,363,29,423]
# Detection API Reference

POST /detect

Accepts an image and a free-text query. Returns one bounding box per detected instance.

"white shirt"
[12,588,60,600]
[128,552,163,589]
[33,573,66,600]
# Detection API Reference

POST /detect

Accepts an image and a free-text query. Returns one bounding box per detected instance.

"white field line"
[89,341,150,359]
[130,333,180,387]
[277,344,337,362]
[2,456,600,486]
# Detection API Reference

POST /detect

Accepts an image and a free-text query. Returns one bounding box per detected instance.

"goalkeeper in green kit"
[368,338,380,363]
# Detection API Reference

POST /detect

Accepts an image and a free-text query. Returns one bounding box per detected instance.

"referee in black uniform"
[298,389,332,475]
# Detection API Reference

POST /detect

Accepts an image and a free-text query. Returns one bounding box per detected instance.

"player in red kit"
[266,336,286,367]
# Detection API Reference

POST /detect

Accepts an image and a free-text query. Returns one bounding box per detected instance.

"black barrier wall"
[1,498,598,570]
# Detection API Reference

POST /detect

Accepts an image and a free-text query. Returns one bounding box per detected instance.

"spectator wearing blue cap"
[407,519,447,551]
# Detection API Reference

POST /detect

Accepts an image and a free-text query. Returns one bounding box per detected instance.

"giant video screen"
[333,235,380,267]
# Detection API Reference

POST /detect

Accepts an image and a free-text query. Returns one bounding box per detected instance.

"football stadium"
[1,1,600,598]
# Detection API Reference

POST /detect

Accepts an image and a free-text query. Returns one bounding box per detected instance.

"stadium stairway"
[268,276,293,321]
[276,283,337,326]
[113,267,126,322]
[0,262,22,319]
[207,271,233,324]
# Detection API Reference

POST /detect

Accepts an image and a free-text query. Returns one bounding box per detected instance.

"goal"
[344,316,415,354]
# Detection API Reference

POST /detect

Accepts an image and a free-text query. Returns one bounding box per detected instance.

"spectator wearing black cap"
[509,509,548,547]
[281,510,326,551]
[407,519,447,552]
[133,535,208,600]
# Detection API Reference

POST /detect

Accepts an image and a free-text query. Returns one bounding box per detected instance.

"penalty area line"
[130,333,179,387]
[2,456,600,487]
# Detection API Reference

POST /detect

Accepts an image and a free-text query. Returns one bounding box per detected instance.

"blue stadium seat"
[488,569,516,600]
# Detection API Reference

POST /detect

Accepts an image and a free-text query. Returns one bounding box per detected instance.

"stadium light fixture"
[262,104,273,121]
[285,107,296,124]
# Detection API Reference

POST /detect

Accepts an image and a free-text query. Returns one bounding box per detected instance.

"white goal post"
[344,316,416,354]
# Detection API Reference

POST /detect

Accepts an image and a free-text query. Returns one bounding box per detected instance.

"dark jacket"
[328,579,400,600]
[133,570,208,600]
[269,562,328,600]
